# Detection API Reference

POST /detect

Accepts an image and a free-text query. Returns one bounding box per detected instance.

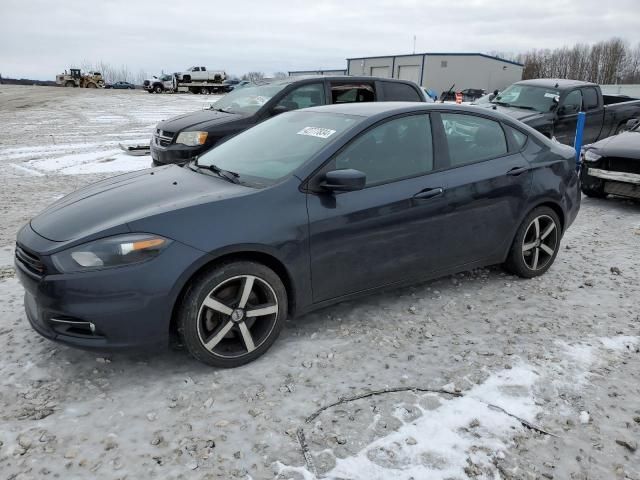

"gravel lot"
[0,85,639,480]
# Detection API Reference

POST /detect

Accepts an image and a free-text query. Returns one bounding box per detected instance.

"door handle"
[507,166,529,176]
[413,187,444,200]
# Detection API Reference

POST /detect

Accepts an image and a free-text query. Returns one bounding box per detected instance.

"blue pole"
[574,111,586,171]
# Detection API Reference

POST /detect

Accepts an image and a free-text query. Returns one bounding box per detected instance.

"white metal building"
[346,53,523,94]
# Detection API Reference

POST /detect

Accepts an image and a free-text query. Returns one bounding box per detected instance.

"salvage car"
[481,79,640,145]
[150,76,427,166]
[580,118,640,199]
[104,81,135,90]
[15,103,580,367]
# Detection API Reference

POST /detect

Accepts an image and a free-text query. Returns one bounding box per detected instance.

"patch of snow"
[600,336,638,351]
[322,365,538,480]
[26,150,151,175]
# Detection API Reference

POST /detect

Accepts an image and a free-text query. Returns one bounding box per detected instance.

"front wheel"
[505,207,561,278]
[154,85,163,94]
[178,261,287,368]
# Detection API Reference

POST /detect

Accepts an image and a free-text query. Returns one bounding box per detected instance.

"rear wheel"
[505,207,561,278]
[178,261,287,368]
[200,87,210,95]
[86,83,97,88]
[65,81,75,88]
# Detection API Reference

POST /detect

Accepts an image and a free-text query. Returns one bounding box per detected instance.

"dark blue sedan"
[15,103,580,367]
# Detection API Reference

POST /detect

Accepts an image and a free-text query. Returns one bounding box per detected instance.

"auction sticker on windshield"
[297,127,337,139]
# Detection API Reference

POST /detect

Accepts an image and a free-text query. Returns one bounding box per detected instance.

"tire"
[200,87,210,95]
[65,81,75,88]
[154,85,163,94]
[178,261,288,368]
[86,83,97,89]
[505,206,561,278]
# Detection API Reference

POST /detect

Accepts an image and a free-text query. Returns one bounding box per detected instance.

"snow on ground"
[0,85,219,175]
[0,85,639,480]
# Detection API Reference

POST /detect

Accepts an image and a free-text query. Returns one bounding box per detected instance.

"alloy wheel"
[196,275,279,359]
[521,214,558,271]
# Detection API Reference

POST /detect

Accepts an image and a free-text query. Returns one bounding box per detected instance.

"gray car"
[15,102,580,368]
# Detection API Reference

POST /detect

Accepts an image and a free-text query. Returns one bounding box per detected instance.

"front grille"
[607,157,640,175]
[155,130,174,147]
[15,245,45,275]
[143,80,150,86]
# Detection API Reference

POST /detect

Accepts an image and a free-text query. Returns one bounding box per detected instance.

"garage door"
[370,66,390,78]
[398,65,420,84]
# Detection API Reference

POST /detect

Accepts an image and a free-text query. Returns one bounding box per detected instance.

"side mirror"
[321,169,366,192]
[626,118,639,130]
[271,105,291,116]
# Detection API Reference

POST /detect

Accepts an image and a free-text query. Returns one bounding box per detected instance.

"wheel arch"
[502,199,566,264]
[168,249,297,342]
[534,200,565,232]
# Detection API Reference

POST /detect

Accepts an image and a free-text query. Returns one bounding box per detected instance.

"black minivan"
[150,76,427,165]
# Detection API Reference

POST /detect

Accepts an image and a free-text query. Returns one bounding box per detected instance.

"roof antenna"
[555,82,559,88]
[413,35,416,54]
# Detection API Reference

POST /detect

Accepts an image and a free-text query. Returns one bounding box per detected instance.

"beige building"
[346,53,523,94]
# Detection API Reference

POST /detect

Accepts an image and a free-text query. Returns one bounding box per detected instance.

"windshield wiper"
[193,162,240,184]
[491,101,512,107]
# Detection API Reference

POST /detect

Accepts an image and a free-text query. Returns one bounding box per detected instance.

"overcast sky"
[2,0,640,80]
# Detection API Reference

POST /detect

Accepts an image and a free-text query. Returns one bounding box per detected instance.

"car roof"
[515,78,598,89]
[303,101,520,121]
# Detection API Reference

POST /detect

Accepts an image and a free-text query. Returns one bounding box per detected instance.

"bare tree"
[242,71,265,82]
[518,37,634,84]
[272,71,288,79]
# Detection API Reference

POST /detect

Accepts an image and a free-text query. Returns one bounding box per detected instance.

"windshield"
[210,83,288,115]
[492,85,560,112]
[196,111,363,184]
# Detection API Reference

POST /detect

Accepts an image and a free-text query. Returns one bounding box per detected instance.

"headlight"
[176,131,208,146]
[583,150,601,162]
[52,234,171,273]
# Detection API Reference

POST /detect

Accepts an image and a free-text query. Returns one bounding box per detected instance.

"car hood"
[586,131,640,159]
[30,165,251,242]
[477,104,547,123]
[157,109,248,133]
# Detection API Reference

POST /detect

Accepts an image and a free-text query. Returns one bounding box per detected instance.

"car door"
[434,113,533,267]
[307,113,452,302]
[554,89,582,144]
[580,87,604,143]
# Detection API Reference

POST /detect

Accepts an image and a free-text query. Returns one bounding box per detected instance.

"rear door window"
[331,83,375,104]
[381,82,422,101]
[441,114,508,167]
[504,124,528,150]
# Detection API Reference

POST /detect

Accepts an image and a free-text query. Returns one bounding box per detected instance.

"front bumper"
[15,227,206,350]
[150,139,206,166]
